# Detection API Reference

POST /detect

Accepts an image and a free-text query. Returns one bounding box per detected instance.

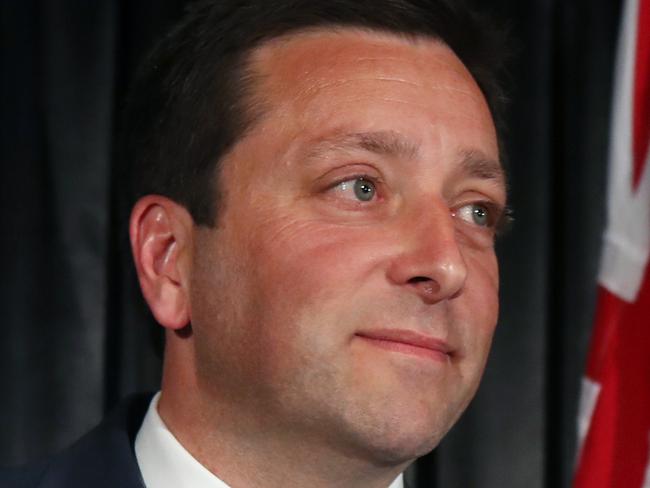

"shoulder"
[0,461,50,487]
[0,393,153,488]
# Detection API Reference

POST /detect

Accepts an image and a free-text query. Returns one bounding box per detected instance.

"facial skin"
[132,28,506,488]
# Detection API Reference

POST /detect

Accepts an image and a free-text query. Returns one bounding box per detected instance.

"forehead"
[253,28,474,86]
[236,28,500,182]
[249,29,491,118]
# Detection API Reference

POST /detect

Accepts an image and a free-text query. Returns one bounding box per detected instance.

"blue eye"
[455,203,492,227]
[471,205,489,226]
[336,177,377,202]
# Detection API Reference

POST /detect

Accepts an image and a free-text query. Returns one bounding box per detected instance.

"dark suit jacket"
[2,393,417,488]
[1,393,152,487]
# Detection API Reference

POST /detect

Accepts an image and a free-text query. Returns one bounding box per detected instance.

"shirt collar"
[135,392,404,488]
[135,392,231,488]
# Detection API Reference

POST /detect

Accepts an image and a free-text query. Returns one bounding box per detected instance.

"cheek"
[247,214,378,306]
[190,232,259,355]
[240,216,386,363]
[453,248,499,367]
[464,246,499,314]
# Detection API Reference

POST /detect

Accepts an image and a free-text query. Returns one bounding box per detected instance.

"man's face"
[188,29,506,464]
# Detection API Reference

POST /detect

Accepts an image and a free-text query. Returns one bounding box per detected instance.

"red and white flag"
[574,0,650,486]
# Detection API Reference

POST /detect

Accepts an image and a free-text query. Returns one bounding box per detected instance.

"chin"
[342,425,445,470]
[365,431,443,467]
[337,402,458,467]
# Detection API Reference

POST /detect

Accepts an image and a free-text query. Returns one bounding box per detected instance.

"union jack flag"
[574,0,650,486]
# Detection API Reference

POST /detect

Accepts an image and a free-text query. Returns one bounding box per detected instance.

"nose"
[386,202,468,305]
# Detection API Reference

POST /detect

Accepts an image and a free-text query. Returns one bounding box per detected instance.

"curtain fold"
[0,1,623,486]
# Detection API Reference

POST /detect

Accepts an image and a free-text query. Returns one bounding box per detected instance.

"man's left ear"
[129,195,194,330]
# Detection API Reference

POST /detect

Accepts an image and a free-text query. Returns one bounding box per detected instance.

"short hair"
[122,0,509,226]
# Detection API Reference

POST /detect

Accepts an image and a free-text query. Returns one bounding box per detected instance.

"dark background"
[0,0,623,487]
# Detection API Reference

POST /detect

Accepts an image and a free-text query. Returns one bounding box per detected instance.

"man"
[4,0,509,486]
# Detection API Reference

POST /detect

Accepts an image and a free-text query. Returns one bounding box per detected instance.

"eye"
[453,203,495,228]
[333,177,377,202]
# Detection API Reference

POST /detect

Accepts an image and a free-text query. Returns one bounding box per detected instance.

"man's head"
[124,0,507,226]
[127,0,508,484]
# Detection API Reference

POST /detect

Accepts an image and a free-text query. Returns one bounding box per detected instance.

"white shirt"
[135,392,404,488]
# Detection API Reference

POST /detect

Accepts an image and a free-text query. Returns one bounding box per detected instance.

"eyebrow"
[305,130,420,161]
[458,149,506,184]
[305,130,505,184]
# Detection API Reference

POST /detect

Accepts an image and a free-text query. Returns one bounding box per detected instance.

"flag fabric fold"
[574,0,650,486]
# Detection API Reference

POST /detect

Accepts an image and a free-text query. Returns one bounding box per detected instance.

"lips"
[355,328,453,362]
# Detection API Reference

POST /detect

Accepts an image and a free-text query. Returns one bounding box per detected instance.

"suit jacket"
[1,393,152,488]
[2,393,417,488]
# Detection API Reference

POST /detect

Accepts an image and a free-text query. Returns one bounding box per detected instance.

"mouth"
[354,328,453,363]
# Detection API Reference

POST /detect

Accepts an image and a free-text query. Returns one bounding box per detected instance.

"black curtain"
[0,1,622,487]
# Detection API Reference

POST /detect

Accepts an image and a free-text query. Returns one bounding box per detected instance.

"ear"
[129,195,194,330]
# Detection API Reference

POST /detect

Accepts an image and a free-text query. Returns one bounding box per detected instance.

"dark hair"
[122,0,509,226]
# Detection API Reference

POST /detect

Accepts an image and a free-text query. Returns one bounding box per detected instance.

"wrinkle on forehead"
[250,28,476,89]
[248,33,489,123]
[289,79,489,128]
[302,76,483,101]
[240,27,499,171]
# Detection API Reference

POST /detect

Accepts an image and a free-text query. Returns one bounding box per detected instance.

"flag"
[574,0,650,486]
